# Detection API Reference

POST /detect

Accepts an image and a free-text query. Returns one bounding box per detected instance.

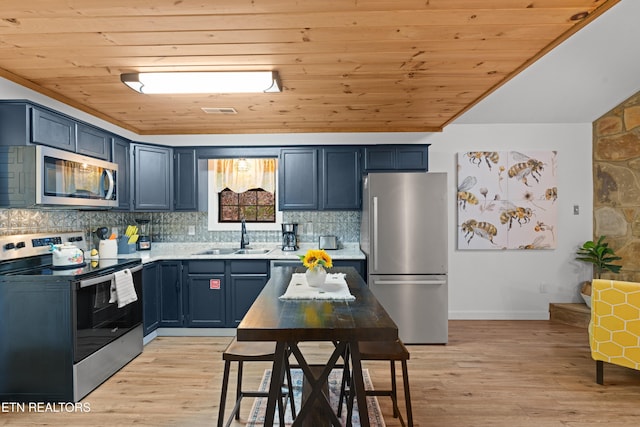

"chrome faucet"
[240,219,249,249]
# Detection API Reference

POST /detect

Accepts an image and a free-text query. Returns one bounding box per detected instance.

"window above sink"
[206,158,284,232]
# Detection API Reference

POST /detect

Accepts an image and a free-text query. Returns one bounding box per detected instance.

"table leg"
[289,341,346,427]
[348,341,370,427]
[264,340,288,427]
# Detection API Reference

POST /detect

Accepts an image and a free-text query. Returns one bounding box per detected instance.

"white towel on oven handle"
[109,268,138,308]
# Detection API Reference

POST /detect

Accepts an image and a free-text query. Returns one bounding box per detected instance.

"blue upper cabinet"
[31,107,76,152]
[112,136,131,211]
[76,123,112,161]
[320,147,361,210]
[173,148,198,211]
[279,148,319,210]
[363,145,429,171]
[131,143,173,211]
[0,102,113,161]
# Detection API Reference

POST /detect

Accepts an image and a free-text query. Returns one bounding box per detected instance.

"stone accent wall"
[593,90,640,281]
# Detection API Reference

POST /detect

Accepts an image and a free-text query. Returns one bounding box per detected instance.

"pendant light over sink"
[120,71,281,94]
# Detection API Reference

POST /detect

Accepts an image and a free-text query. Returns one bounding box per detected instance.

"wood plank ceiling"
[0,0,619,135]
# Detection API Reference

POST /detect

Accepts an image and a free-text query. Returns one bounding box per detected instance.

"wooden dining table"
[236,266,398,427]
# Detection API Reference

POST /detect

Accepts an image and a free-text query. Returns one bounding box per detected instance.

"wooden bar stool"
[217,338,296,427]
[343,339,413,427]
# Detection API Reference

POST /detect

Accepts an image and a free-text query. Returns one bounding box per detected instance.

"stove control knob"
[16,241,26,248]
[4,243,15,250]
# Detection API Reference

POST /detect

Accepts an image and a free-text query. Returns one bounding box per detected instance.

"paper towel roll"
[99,239,118,259]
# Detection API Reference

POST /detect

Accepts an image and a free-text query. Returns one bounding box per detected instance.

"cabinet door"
[159,261,183,327]
[396,146,429,171]
[279,148,318,210]
[142,263,160,335]
[132,143,173,211]
[321,147,361,210]
[174,148,198,211]
[228,260,269,326]
[363,146,396,171]
[76,123,112,160]
[228,275,268,326]
[30,107,75,151]
[112,137,131,211]
[186,275,226,327]
[364,145,429,171]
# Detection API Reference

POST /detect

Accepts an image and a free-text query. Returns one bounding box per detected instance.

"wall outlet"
[188,225,196,235]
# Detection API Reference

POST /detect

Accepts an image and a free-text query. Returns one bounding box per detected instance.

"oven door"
[73,265,142,363]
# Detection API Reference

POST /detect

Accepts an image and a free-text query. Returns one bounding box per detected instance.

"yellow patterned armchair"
[589,279,640,384]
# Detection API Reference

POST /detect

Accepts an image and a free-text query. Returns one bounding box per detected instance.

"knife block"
[117,238,137,254]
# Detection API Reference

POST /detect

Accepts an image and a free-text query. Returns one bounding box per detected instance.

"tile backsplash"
[0,208,361,250]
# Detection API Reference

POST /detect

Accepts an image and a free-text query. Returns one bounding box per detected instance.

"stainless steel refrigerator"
[360,172,448,344]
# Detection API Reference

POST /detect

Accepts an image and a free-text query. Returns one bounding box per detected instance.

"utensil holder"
[117,238,137,254]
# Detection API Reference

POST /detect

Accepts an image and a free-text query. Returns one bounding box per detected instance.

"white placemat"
[279,272,355,300]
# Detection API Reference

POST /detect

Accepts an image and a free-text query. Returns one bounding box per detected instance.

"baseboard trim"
[448,310,550,320]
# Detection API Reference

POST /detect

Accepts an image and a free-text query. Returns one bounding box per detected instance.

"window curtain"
[210,158,276,194]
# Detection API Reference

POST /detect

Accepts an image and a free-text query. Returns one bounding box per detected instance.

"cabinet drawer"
[187,260,225,274]
[230,260,269,274]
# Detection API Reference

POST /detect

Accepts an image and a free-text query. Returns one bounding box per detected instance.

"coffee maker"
[281,223,298,251]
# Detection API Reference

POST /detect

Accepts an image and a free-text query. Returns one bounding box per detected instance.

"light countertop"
[115,242,365,264]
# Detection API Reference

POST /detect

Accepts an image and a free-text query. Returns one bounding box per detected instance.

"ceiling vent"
[201,107,238,114]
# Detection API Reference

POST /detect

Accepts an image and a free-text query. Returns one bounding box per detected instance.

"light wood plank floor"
[1,320,639,426]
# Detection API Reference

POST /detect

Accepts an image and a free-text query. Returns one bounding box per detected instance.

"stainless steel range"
[0,231,143,402]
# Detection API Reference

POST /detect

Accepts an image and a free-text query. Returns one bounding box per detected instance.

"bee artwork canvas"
[457,151,558,250]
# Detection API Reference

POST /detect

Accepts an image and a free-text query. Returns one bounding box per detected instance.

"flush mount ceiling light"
[120,71,281,94]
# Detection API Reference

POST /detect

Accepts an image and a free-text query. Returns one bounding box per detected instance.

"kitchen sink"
[194,248,237,255]
[233,248,272,255]
[194,247,273,256]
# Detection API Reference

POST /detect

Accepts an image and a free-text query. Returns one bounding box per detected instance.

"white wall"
[0,77,595,319]
[425,124,594,319]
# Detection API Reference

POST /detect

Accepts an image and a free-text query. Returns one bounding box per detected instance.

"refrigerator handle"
[375,280,447,286]
[373,196,379,271]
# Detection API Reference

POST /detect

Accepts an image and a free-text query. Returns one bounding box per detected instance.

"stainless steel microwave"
[0,145,118,208]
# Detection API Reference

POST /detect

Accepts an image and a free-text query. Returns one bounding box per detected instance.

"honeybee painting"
[461,219,498,244]
[457,176,479,209]
[466,151,500,170]
[508,152,545,187]
[457,150,556,250]
[499,201,533,230]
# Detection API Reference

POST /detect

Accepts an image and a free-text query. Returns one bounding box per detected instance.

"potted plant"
[575,235,622,306]
[299,249,333,287]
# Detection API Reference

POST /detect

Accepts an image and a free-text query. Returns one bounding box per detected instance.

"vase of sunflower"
[299,249,333,287]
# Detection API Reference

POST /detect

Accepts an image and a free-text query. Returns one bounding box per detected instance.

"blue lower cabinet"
[150,259,361,328]
[228,260,269,326]
[142,262,160,335]
[228,274,269,326]
[159,261,183,327]
[186,275,226,327]
[153,259,269,328]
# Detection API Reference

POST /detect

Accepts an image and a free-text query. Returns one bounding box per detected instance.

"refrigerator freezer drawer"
[369,274,448,344]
